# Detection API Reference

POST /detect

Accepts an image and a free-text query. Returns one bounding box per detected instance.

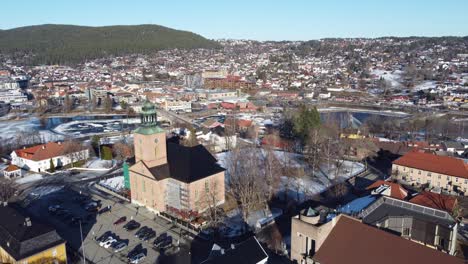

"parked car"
[96,231,112,242]
[103,238,117,248]
[124,220,141,231]
[129,252,146,264]
[142,230,156,242]
[127,244,143,259]
[153,233,167,246]
[113,216,127,225]
[112,241,127,253]
[135,226,149,237]
[157,236,173,250]
[99,237,114,247]
[137,228,153,240]
[98,205,112,215]
[48,205,61,213]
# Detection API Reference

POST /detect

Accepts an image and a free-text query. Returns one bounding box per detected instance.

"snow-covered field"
[371,69,403,88]
[85,158,113,169]
[99,176,125,192]
[217,150,365,202]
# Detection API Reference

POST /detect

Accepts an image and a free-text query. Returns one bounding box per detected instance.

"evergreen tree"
[293,105,321,143]
[49,159,55,172]
[101,146,113,160]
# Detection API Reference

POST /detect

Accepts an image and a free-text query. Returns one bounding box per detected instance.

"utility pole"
[79,220,86,264]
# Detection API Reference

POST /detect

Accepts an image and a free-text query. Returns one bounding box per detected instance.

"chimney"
[220,249,225,255]
[3,201,7,207]
[231,244,235,250]
[58,141,61,145]
[41,145,46,150]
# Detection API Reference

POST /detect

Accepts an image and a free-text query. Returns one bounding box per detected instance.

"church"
[129,101,226,217]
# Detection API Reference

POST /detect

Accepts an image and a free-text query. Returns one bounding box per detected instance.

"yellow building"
[392,151,468,194]
[0,204,67,264]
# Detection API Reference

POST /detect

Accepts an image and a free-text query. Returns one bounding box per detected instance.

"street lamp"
[79,220,86,264]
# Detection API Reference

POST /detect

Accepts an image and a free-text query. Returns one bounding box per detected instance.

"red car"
[113,216,127,225]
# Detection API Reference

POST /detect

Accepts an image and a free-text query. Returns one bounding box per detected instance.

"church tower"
[134,100,167,167]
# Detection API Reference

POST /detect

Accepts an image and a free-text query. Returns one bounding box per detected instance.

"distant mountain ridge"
[0,24,220,65]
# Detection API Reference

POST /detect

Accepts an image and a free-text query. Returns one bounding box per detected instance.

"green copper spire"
[134,100,164,135]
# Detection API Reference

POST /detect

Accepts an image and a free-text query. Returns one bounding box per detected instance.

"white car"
[103,238,117,248]
[99,237,114,247]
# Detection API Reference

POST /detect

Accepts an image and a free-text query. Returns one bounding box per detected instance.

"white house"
[11,142,89,172]
[3,164,21,179]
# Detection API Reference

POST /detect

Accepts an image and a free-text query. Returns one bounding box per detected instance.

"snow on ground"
[85,158,113,169]
[414,80,437,91]
[15,173,43,184]
[30,185,64,198]
[99,176,125,192]
[217,150,365,202]
[0,118,63,142]
[53,118,139,137]
[222,207,283,236]
[371,69,403,88]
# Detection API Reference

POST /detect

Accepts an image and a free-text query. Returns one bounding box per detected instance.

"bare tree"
[226,146,266,228]
[0,179,17,202]
[262,145,282,202]
[63,140,86,167]
[196,177,224,230]
[112,141,134,161]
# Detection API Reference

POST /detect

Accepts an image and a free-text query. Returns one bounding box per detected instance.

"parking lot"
[24,184,196,264]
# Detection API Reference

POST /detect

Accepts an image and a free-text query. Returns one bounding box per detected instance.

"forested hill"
[0,24,220,65]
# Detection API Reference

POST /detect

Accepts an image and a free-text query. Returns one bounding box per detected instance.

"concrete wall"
[290,214,339,263]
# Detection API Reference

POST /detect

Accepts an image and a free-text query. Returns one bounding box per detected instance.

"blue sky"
[2,0,467,40]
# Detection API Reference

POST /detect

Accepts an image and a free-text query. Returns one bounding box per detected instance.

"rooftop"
[393,151,468,179]
[313,215,463,264]
[147,142,225,183]
[0,204,64,260]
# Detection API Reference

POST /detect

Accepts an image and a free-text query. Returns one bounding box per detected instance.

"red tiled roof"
[14,142,81,162]
[237,119,252,128]
[313,215,463,264]
[366,180,408,200]
[393,151,468,179]
[409,191,457,213]
[5,164,20,172]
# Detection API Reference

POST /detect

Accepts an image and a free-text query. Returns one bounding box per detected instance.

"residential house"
[11,142,89,173]
[3,165,21,179]
[0,204,67,264]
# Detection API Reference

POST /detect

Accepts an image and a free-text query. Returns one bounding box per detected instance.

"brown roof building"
[392,151,468,195]
[312,215,463,264]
